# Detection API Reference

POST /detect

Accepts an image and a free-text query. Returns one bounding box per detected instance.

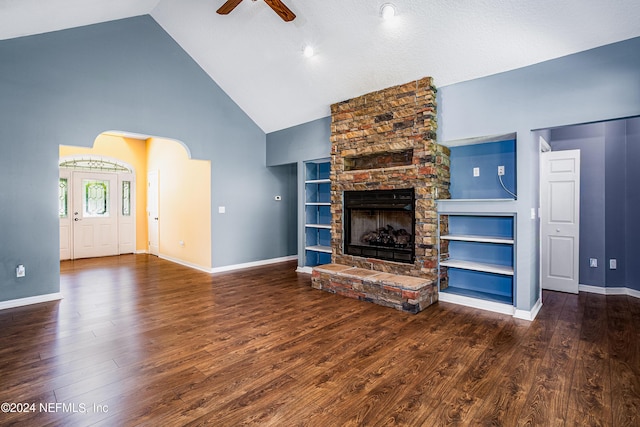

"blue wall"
[449,140,516,199]
[550,123,607,287]
[604,120,628,288]
[266,116,331,167]
[626,118,640,291]
[0,16,294,303]
[266,117,332,268]
[549,118,638,290]
[437,36,640,310]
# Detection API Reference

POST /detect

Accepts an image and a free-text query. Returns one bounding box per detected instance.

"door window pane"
[122,181,131,216]
[59,178,68,218]
[83,179,110,217]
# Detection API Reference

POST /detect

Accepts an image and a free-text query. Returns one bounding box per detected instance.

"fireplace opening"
[344,188,415,263]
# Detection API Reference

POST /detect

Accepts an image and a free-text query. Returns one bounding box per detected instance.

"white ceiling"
[2,0,640,133]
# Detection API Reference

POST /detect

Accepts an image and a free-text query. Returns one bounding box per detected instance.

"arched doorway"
[59,156,136,260]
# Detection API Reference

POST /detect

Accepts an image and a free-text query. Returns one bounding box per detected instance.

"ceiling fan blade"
[217,0,243,15]
[264,0,296,22]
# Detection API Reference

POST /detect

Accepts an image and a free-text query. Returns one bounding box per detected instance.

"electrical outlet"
[589,258,597,268]
[498,165,505,176]
[473,167,480,177]
[610,259,617,269]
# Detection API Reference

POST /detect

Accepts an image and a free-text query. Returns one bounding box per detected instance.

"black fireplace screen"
[344,189,415,263]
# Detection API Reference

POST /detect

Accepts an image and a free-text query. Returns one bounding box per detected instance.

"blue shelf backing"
[449,139,516,199]
[305,205,331,225]
[305,227,331,247]
[446,269,513,302]
[306,250,331,266]
[306,161,331,181]
[448,240,513,267]
[305,182,331,203]
[448,215,514,239]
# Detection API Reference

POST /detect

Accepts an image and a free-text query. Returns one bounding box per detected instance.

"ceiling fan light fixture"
[380,3,397,20]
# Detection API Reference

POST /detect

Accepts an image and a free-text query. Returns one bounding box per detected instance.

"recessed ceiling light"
[380,3,396,20]
[303,45,315,58]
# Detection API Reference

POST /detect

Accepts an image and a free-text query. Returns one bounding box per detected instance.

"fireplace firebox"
[344,189,415,263]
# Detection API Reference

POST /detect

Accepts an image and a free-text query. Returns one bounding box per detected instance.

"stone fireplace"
[311,77,450,313]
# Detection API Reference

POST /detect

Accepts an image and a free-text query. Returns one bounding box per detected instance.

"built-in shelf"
[303,159,332,269]
[441,234,514,244]
[440,259,514,276]
[438,213,515,306]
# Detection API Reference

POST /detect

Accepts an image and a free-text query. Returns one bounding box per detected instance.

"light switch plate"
[473,167,480,177]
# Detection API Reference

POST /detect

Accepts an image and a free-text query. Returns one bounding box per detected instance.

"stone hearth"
[311,77,450,314]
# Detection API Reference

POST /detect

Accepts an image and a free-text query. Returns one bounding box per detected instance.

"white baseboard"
[296,266,313,274]
[514,297,543,321]
[579,284,640,299]
[210,255,298,274]
[438,293,542,321]
[0,292,63,311]
[135,249,148,254]
[158,254,212,273]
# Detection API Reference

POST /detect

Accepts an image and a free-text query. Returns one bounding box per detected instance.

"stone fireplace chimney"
[311,77,451,313]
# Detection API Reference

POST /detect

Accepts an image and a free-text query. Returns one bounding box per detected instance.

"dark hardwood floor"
[1,255,639,426]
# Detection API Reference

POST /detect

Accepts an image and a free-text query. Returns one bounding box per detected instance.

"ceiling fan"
[217,0,296,22]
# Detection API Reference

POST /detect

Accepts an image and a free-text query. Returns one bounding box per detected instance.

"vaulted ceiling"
[2,0,639,133]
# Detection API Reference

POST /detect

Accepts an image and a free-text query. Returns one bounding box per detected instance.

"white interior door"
[72,171,119,259]
[541,149,580,293]
[147,170,159,256]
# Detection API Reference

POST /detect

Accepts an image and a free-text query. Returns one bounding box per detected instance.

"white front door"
[72,172,119,259]
[147,170,159,256]
[541,149,580,293]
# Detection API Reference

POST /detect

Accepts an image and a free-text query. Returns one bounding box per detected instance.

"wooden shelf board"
[441,234,514,244]
[305,245,332,254]
[441,259,514,276]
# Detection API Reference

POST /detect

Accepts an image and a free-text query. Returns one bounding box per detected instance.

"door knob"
[556,228,560,232]
[74,218,81,222]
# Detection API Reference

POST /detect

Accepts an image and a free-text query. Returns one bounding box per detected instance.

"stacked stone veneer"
[311,77,451,313]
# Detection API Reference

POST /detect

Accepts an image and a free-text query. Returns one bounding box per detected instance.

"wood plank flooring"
[0,254,639,426]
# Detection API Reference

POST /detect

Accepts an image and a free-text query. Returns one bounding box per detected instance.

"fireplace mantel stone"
[311,76,450,314]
